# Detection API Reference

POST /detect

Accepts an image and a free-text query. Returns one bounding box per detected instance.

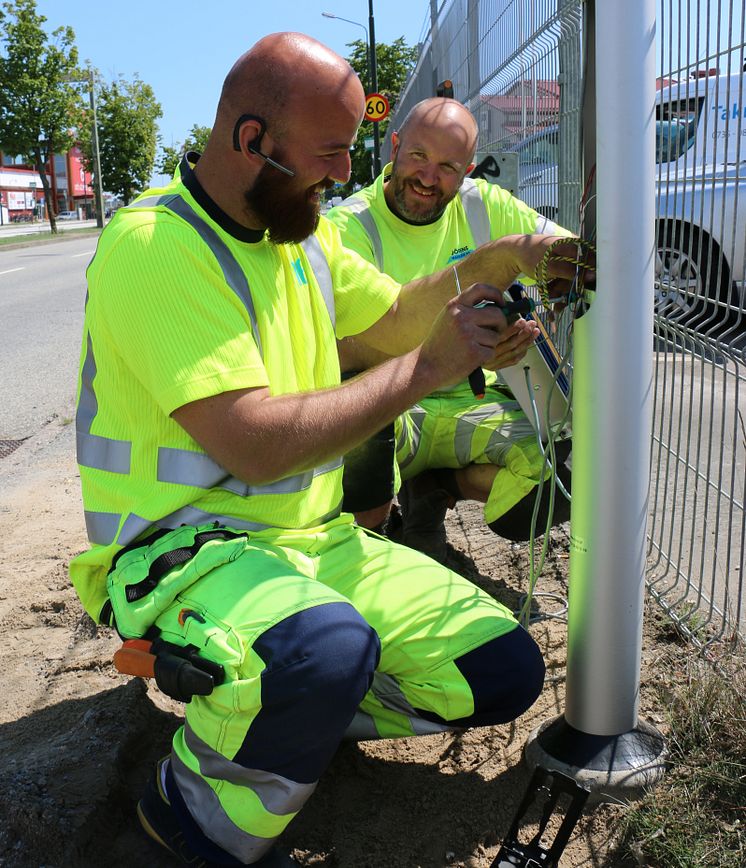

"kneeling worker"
[329,98,580,560]
[70,34,587,867]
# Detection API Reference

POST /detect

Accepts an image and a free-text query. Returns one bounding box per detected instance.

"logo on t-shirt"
[446,245,473,264]
[291,258,308,285]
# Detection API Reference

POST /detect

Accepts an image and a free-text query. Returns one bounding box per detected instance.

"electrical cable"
[515,238,595,628]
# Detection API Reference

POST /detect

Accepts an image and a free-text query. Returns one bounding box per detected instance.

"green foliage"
[344,36,418,193]
[157,124,211,179]
[78,75,162,205]
[0,0,84,229]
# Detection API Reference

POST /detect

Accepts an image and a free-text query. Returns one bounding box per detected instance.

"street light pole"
[63,69,105,228]
[368,0,381,177]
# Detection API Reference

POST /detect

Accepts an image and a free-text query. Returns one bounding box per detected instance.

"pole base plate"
[524,715,667,802]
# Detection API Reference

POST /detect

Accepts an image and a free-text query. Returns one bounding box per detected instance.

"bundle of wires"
[516,236,596,629]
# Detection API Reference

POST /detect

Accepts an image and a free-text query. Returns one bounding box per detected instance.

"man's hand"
[507,234,596,288]
[483,316,540,370]
[415,282,538,389]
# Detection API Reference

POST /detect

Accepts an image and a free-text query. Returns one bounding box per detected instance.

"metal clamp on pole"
[491,767,590,867]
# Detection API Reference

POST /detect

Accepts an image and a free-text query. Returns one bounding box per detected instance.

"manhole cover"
[0,438,28,459]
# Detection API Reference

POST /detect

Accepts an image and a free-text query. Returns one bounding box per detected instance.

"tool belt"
[103,523,247,701]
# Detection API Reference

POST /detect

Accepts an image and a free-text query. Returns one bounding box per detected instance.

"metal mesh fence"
[395,0,745,646]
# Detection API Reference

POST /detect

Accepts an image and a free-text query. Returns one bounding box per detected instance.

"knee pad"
[235,602,381,781]
[452,626,546,726]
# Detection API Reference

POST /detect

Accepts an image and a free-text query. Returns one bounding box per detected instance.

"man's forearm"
[174,348,442,486]
[361,235,531,355]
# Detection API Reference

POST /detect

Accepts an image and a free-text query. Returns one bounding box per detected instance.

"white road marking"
[0,267,24,275]
[71,251,95,258]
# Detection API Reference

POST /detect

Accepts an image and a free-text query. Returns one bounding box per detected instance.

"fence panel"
[394,0,745,645]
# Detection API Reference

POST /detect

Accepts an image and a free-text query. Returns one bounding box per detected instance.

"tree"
[157,124,211,179]
[345,36,418,192]
[0,0,84,233]
[78,75,162,205]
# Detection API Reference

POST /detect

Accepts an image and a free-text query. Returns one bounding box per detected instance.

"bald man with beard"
[329,98,575,561]
[71,34,589,866]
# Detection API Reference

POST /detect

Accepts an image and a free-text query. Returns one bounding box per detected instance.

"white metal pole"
[565,0,656,735]
[525,0,665,796]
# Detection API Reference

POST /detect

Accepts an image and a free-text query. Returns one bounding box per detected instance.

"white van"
[655,71,745,321]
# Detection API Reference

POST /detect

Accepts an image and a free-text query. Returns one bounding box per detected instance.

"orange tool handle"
[113,639,156,679]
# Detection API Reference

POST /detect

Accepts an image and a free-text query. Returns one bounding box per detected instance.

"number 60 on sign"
[365,93,390,122]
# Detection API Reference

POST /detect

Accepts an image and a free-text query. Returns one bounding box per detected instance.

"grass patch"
[617,646,746,867]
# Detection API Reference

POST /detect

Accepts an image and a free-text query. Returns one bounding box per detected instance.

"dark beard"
[245,163,332,244]
[389,171,447,223]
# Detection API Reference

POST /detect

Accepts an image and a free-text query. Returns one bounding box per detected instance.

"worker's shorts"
[106,513,543,863]
[341,421,400,513]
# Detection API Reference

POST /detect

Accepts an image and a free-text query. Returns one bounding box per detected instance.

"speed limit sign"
[365,93,390,122]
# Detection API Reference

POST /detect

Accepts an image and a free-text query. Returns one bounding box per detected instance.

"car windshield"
[655,116,698,164]
[655,94,704,164]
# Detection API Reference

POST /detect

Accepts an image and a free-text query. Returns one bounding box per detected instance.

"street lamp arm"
[321,11,369,48]
[322,3,381,179]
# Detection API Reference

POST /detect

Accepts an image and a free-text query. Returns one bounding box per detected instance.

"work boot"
[138,756,295,866]
[399,471,457,562]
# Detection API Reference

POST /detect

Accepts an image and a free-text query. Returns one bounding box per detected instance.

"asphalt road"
[0,234,94,440]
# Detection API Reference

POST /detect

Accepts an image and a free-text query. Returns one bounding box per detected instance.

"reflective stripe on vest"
[300,235,335,330]
[80,194,340,547]
[460,178,559,239]
[336,194,385,270]
[341,179,558,266]
[458,178,491,247]
[77,333,132,474]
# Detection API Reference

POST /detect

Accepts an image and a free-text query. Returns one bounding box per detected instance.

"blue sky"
[34,0,429,150]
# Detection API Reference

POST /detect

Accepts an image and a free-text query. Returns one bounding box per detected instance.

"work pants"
[111,514,545,864]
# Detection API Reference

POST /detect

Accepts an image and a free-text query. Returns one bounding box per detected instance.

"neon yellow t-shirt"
[71,157,399,620]
[327,164,554,280]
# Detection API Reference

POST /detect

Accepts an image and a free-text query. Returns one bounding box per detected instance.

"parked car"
[654,71,745,323]
[503,71,745,324]
[57,210,78,220]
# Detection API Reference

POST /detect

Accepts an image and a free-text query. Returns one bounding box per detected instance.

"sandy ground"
[0,410,682,868]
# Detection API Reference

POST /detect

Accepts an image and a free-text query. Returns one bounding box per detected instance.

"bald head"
[385,98,479,224]
[397,98,479,162]
[214,32,364,142]
[195,33,364,237]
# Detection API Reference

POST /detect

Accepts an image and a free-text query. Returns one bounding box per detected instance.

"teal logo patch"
[446,245,473,264]
[291,258,308,285]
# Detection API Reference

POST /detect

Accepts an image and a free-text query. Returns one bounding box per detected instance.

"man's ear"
[390,131,400,160]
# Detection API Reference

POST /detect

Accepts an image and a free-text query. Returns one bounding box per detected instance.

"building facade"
[0,145,94,223]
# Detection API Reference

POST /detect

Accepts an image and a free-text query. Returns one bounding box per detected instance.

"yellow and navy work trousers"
[396,383,549,524]
[107,514,544,865]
